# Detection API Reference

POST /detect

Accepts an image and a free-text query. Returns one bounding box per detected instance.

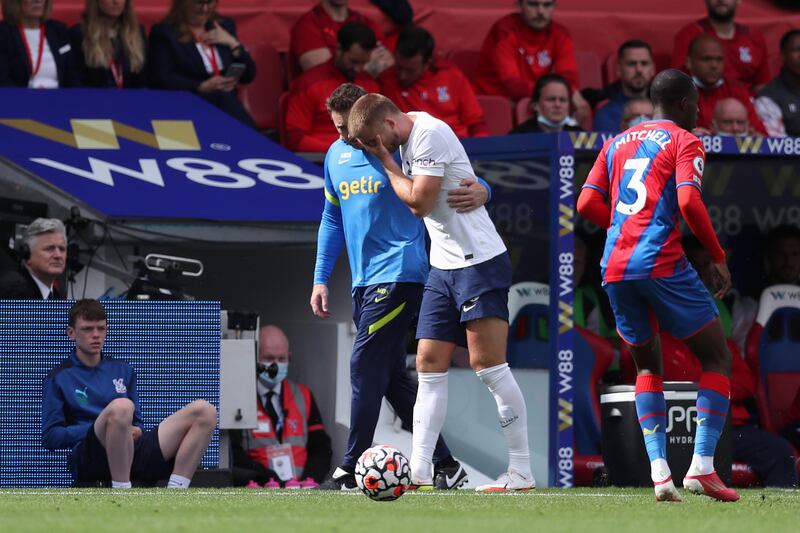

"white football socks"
[410,371,449,484]
[167,474,192,489]
[111,481,132,489]
[687,454,715,476]
[476,363,532,479]
[650,458,672,483]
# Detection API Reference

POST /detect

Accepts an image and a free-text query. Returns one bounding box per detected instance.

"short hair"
[688,34,722,57]
[2,0,52,25]
[347,93,402,139]
[617,39,653,60]
[533,73,571,101]
[396,26,435,63]
[767,224,800,251]
[649,69,696,107]
[68,299,107,328]
[23,218,66,250]
[326,83,367,114]
[337,21,377,52]
[780,28,800,52]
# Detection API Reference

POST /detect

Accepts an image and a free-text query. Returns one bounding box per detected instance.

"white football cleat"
[654,476,682,502]
[475,470,535,492]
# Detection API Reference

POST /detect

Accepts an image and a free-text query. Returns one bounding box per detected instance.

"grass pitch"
[1,488,797,533]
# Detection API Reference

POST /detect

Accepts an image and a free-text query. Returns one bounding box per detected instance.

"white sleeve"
[409,127,449,177]
[754,96,787,137]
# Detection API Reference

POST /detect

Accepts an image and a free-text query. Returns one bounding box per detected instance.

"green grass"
[0,488,797,533]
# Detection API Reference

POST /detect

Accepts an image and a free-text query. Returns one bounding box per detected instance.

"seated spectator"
[708,97,752,136]
[379,26,487,138]
[231,325,332,487]
[755,29,800,137]
[660,331,797,487]
[0,0,78,88]
[619,97,654,131]
[42,299,217,488]
[0,218,66,299]
[473,0,589,120]
[683,234,756,355]
[290,0,392,76]
[672,0,769,94]
[70,0,147,88]
[285,22,379,152]
[148,0,256,127]
[509,73,583,134]
[573,232,617,339]
[686,34,766,135]
[762,225,800,290]
[593,40,655,133]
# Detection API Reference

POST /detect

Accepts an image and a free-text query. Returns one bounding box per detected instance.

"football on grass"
[354,445,411,501]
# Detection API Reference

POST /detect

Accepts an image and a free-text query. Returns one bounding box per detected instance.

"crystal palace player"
[577,69,739,502]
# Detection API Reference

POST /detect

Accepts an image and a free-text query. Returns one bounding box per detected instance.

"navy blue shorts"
[603,266,719,346]
[416,252,512,347]
[74,422,174,485]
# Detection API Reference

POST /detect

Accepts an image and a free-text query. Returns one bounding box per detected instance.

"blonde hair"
[81,0,145,73]
[165,0,219,43]
[347,93,401,139]
[2,0,52,25]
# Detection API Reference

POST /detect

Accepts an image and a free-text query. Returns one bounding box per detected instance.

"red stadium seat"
[515,97,533,125]
[476,95,513,136]
[239,43,285,130]
[447,50,481,80]
[744,285,800,433]
[575,50,602,90]
[278,91,289,146]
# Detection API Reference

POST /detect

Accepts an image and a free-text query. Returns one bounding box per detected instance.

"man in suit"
[0,218,67,299]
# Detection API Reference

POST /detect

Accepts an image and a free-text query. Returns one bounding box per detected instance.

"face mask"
[537,114,570,129]
[258,362,288,388]
[626,115,652,128]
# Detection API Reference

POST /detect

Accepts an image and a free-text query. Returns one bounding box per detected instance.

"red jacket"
[660,333,755,427]
[284,59,379,152]
[289,4,384,68]
[696,80,767,135]
[379,62,488,138]
[473,14,578,100]
[672,18,770,92]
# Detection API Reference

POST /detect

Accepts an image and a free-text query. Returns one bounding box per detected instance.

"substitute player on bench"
[577,69,739,502]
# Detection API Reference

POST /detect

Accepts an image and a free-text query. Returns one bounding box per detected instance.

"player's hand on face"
[712,261,732,299]
[447,178,488,213]
[310,284,331,319]
[360,134,392,163]
[131,426,143,441]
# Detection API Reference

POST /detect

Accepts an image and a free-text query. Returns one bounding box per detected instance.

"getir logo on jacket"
[0,118,200,150]
[338,175,382,200]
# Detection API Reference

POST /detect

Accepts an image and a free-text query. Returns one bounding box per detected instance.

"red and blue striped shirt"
[584,120,707,282]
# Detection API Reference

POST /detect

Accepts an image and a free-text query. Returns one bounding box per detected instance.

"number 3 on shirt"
[615,157,649,215]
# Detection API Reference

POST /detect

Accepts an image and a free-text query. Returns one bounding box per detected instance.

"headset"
[17,241,30,262]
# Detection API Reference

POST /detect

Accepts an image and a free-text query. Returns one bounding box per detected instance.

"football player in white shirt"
[348,93,534,492]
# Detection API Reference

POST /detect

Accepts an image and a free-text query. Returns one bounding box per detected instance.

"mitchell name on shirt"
[614,128,673,150]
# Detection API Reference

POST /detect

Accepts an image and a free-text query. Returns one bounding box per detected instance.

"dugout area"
[2,119,799,488]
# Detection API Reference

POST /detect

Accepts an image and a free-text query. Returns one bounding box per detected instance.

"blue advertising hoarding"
[0,89,324,222]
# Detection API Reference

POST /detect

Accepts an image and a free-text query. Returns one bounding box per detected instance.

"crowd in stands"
[2,0,799,143]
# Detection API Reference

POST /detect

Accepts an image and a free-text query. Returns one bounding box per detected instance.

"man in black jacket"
[0,218,66,299]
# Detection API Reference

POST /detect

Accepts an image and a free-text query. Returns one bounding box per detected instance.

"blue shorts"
[416,252,511,347]
[74,421,174,485]
[603,267,719,346]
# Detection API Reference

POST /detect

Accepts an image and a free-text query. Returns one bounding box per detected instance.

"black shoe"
[434,458,468,490]
[316,467,358,490]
